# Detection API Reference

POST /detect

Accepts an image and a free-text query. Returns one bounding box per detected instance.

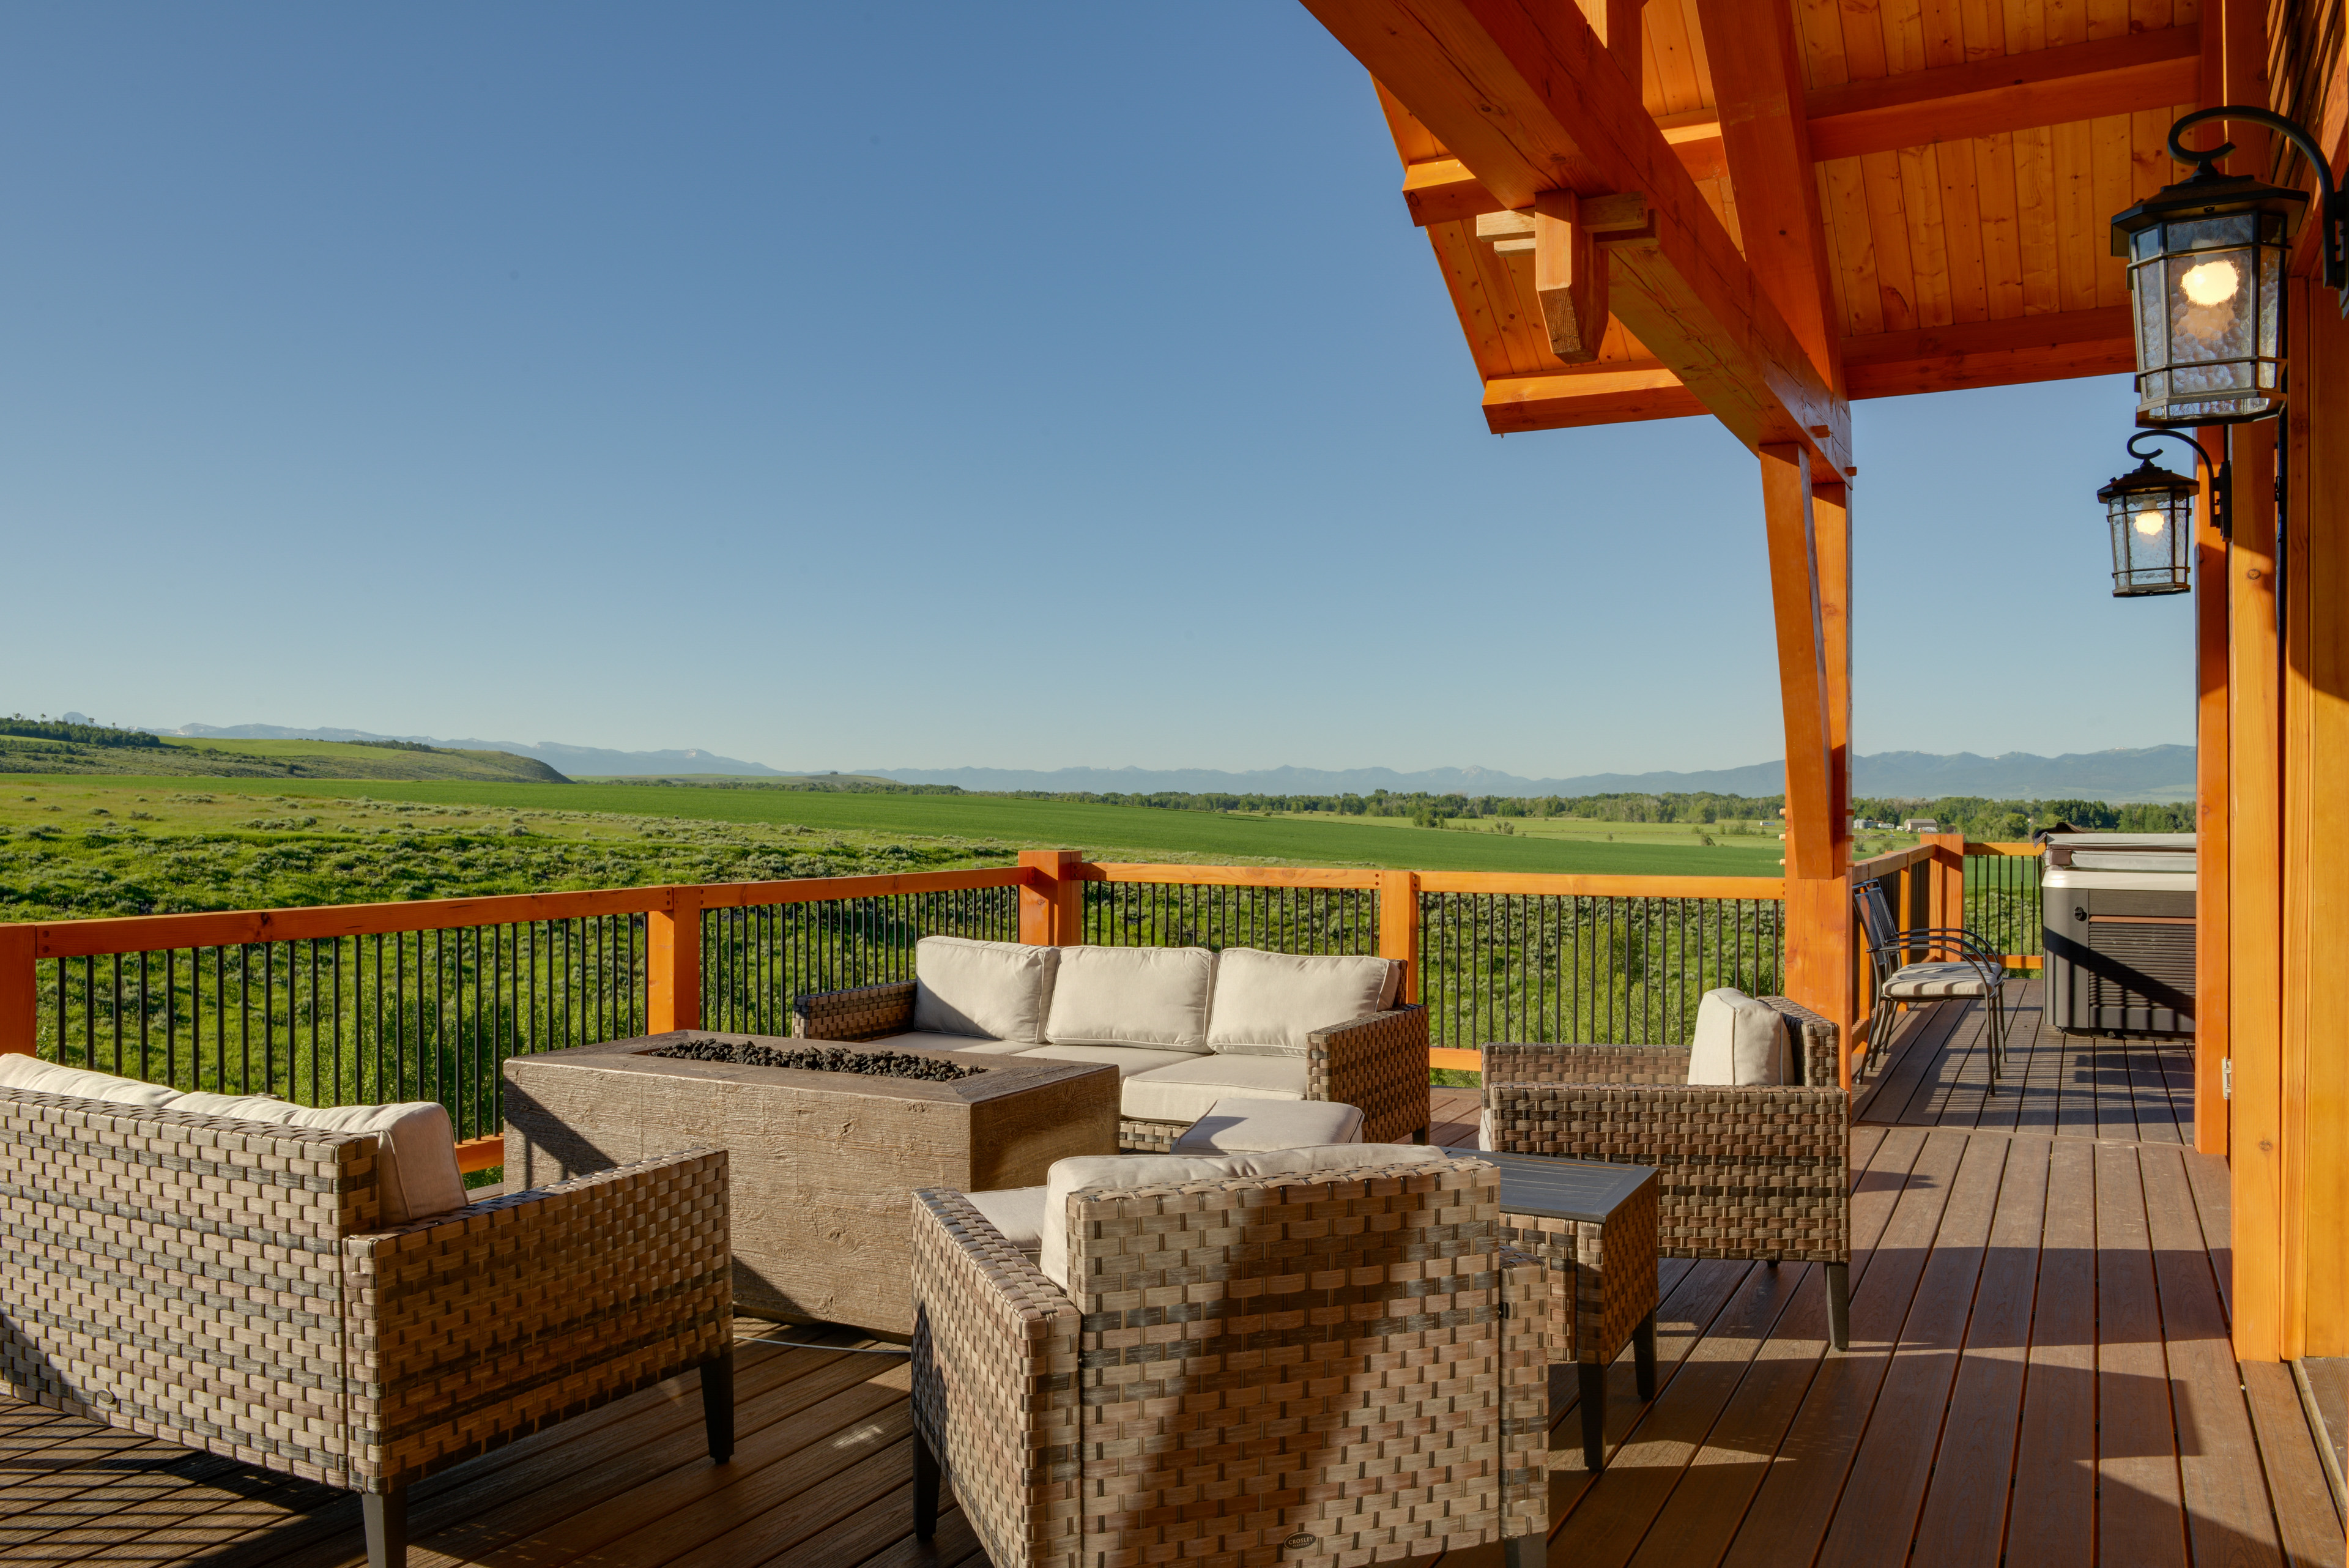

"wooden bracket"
[1533,192,1607,363]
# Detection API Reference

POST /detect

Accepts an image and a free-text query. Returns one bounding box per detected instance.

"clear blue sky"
[2,3,2194,776]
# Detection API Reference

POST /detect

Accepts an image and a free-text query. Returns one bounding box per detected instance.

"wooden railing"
[2,854,1813,1155]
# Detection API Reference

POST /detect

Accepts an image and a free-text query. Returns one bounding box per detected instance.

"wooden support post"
[1814,478,1854,871]
[1924,833,1967,932]
[1762,442,1851,1079]
[1019,850,1082,946]
[2196,420,2232,1158]
[1379,869,1421,1005]
[647,890,702,1035]
[1532,193,1607,363]
[0,926,33,1055]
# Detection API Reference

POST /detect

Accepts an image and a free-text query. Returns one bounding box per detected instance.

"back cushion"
[1686,989,1791,1086]
[174,1094,468,1227]
[1038,1143,1458,1290]
[913,937,1058,1044]
[1044,946,1215,1053]
[1206,948,1393,1056]
[0,1053,182,1109]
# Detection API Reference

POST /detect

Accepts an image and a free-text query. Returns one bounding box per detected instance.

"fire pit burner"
[645,1038,979,1082]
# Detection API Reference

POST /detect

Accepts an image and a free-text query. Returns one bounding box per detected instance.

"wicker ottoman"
[1482,1150,1661,1471]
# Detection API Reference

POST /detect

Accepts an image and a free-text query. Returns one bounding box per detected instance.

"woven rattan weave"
[1480,995,1853,1348]
[908,1158,1549,1568]
[796,979,1433,1150]
[0,1083,734,1567]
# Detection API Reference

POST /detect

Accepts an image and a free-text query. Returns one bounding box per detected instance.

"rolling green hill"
[0,735,566,783]
[1,774,1786,876]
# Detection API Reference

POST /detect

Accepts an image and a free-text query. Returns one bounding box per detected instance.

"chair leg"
[913,1428,942,1539]
[1826,1261,1850,1352]
[1504,1533,1546,1567]
[1578,1361,1607,1472]
[362,1488,406,1568]
[702,1349,735,1464]
[1633,1310,1658,1402]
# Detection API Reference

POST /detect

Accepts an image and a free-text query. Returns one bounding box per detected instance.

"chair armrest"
[1480,1042,1691,1085]
[1308,1005,1431,1143]
[344,1147,732,1490]
[1760,995,1841,1090]
[1497,1245,1552,1541]
[792,979,918,1041]
[910,1189,1082,1568]
[1483,1082,1848,1260]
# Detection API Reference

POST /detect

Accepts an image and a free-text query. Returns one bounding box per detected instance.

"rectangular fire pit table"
[1480,1150,1661,1473]
[502,1032,1119,1336]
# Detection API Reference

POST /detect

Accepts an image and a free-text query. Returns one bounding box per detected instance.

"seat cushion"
[1044,946,1215,1052]
[913,936,1058,1044]
[1017,1042,1200,1079]
[1687,988,1791,1086]
[1119,1053,1308,1125]
[870,1031,1033,1056]
[1881,962,1997,999]
[1171,1096,1363,1154]
[0,1054,183,1109]
[965,1184,1047,1261]
[1035,1142,1457,1290]
[1206,948,1393,1056]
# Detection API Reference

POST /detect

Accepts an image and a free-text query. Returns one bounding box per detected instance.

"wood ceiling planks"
[1362,0,2191,426]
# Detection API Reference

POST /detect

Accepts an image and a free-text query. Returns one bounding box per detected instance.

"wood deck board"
[4,982,2336,1568]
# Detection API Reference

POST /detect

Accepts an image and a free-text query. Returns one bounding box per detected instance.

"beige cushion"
[1687,989,1791,1086]
[0,1054,182,1109]
[1171,1096,1363,1153]
[869,1031,1032,1056]
[174,1091,289,1117]
[1014,1043,1199,1079]
[1119,1053,1308,1124]
[1206,948,1392,1057]
[1378,959,1405,1011]
[1881,962,1997,999]
[913,937,1058,1044]
[965,1184,1047,1260]
[1044,946,1215,1052]
[183,1096,467,1226]
[1036,1142,1456,1290]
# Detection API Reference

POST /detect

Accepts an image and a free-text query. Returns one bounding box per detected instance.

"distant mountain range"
[140,723,785,779]
[864,747,2197,804]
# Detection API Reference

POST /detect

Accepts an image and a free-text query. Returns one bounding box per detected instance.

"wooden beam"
[1840,306,2137,396]
[2195,416,2232,1161]
[1804,25,2202,162]
[1813,475,1853,871]
[1572,0,1641,87]
[1397,26,2200,225]
[1696,0,1841,390]
[1308,0,1849,475]
[1482,364,1707,432]
[1532,192,1606,362]
[1762,442,1835,880]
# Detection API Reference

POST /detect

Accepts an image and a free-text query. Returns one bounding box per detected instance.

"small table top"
[1478,1149,1657,1226]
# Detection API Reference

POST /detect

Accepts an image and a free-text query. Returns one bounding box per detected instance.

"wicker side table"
[1482,1150,1661,1472]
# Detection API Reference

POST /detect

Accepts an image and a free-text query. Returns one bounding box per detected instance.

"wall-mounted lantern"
[2097,430,2227,596]
[2110,106,2345,426]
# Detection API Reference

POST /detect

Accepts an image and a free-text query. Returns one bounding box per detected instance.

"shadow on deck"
[2,982,2342,1566]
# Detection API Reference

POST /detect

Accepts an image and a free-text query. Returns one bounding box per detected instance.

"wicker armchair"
[1480,995,1852,1350]
[0,1085,734,1568]
[908,1158,1550,1568]
[794,978,1434,1150]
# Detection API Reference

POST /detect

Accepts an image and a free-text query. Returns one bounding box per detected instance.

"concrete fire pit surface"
[502,1031,1119,1335]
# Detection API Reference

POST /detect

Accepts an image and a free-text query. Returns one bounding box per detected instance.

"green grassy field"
[2,774,1790,877]
[0,734,563,782]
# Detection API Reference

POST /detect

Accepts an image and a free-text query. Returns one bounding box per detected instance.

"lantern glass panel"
[2126,209,2288,425]
[2106,488,2192,596]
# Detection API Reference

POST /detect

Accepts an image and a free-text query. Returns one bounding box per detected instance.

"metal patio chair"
[1855,880,2011,1079]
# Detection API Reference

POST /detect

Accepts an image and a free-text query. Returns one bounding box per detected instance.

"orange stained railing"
[5,855,1811,1160]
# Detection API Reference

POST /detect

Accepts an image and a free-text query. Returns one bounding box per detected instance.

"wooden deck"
[3,981,2343,1567]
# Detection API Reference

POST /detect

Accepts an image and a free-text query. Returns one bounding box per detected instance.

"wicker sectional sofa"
[0,1071,734,1567]
[1479,995,1853,1348]
[793,937,1431,1150]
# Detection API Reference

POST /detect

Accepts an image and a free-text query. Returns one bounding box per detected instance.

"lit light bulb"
[2134,509,2167,538]
[2180,258,2240,307]
[2175,257,2243,346]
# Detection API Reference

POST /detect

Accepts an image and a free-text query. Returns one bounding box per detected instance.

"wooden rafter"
[1396,24,2201,229]
[1301,0,1850,474]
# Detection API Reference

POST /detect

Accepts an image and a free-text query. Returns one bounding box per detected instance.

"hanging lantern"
[2096,456,2196,596]
[2111,162,2300,425]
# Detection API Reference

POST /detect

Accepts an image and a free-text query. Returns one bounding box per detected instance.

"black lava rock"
[645,1038,978,1082]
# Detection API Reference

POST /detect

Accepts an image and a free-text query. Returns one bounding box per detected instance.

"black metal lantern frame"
[2111,106,2347,426]
[2098,430,2226,596]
